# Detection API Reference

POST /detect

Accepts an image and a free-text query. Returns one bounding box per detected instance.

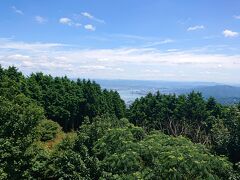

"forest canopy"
[0,66,239,179]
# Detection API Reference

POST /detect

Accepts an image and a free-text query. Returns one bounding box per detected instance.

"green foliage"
[45,140,91,179]
[0,66,126,131]
[0,66,239,179]
[25,74,126,131]
[94,126,233,179]
[35,119,62,141]
[0,94,45,179]
[0,66,26,100]
[210,118,230,155]
[129,91,240,164]
[222,107,240,163]
[129,92,210,139]
[23,142,51,179]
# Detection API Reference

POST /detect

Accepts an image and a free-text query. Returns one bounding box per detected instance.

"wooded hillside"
[0,66,239,179]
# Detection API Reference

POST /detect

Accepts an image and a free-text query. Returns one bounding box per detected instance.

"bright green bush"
[35,119,61,141]
[94,127,233,179]
[0,94,45,179]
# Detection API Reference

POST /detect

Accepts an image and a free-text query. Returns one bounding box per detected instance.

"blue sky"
[0,0,240,83]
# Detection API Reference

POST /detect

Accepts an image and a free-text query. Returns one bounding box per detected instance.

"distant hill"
[189,85,240,105]
[94,79,240,105]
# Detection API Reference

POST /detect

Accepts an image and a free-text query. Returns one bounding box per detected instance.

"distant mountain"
[94,79,240,105]
[188,85,240,104]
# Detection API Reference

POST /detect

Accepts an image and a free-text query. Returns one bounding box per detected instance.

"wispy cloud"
[223,29,239,38]
[35,16,48,24]
[233,15,240,19]
[11,6,23,15]
[59,12,104,30]
[81,12,94,19]
[0,38,65,51]
[59,17,72,26]
[59,17,82,27]
[143,39,174,47]
[110,34,150,41]
[187,25,205,31]
[104,34,175,47]
[7,54,31,61]
[84,24,96,31]
[81,12,105,23]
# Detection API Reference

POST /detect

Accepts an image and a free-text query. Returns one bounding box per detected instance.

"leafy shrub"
[94,127,233,179]
[35,119,61,141]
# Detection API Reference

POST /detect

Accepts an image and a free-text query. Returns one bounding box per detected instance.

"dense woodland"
[0,66,240,179]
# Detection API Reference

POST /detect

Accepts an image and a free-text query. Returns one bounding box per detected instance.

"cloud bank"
[0,39,240,83]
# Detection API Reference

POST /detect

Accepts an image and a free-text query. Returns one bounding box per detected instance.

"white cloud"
[167,49,179,52]
[187,25,205,31]
[81,12,94,19]
[233,15,240,19]
[143,39,174,47]
[81,12,105,23]
[59,17,82,27]
[7,54,30,61]
[1,39,240,82]
[11,6,23,15]
[84,24,96,31]
[79,65,107,70]
[0,39,65,51]
[35,16,47,24]
[110,34,149,41]
[223,29,239,38]
[59,13,103,30]
[160,39,174,44]
[59,17,72,26]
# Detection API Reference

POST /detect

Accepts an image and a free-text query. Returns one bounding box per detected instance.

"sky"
[0,0,240,83]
